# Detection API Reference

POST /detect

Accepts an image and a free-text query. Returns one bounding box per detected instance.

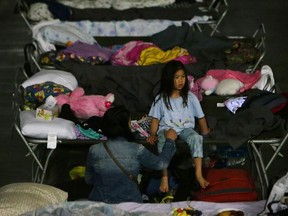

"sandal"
[160,195,174,203]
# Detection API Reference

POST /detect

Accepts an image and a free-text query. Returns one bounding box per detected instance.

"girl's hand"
[146,135,158,145]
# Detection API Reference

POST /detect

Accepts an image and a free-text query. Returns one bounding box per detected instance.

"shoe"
[160,194,174,203]
[160,189,176,203]
[253,65,275,92]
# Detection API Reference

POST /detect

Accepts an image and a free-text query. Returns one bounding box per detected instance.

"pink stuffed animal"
[200,75,219,96]
[187,75,203,101]
[56,87,115,119]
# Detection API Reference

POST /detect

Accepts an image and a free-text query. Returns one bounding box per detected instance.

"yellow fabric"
[69,166,86,180]
[137,46,190,65]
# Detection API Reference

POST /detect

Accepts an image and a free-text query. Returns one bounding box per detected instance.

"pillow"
[23,81,72,104]
[20,110,77,139]
[21,69,78,91]
[0,182,68,216]
[224,96,247,114]
[215,78,244,96]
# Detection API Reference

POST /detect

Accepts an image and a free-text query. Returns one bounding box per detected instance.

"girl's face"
[173,69,186,91]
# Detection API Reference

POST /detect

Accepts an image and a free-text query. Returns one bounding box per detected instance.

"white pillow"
[20,110,77,139]
[0,182,68,216]
[215,78,244,96]
[21,69,78,91]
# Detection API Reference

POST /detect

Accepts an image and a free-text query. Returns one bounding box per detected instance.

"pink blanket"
[196,69,261,93]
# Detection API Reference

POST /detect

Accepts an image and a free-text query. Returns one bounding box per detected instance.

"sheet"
[23,200,266,216]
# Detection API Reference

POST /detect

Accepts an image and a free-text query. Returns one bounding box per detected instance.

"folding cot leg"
[265,133,288,171]
[249,140,268,199]
[248,134,287,199]
[14,123,44,173]
[14,123,55,183]
[31,146,55,183]
[246,142,266,199]
[40,148,55,184]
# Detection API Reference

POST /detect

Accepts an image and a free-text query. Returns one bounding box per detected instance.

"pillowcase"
[23,81,72,104]
[20,110,77,139]
[21,69,78,91]
[215,78,244,96]
[224,96,247,114]
[0,182,68,216]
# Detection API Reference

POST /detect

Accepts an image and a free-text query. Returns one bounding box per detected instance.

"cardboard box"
[36,104,59,121]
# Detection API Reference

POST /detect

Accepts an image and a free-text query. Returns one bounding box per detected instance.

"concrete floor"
[0,0,288,199]
[0,0,32,185]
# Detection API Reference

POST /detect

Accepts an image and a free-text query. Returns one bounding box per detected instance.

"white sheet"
[23,200,266,216]
[57,0,175,10]
[116,200,266,216]
[67,16,210,37]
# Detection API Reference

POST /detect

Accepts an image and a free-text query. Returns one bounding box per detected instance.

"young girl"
[146,60,210,193]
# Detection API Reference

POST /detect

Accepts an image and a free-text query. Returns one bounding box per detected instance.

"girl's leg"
[179,128,209,189]
[159,168,169,193]
[158,129,177,192]
[194,157,209,189]
[157,130,166,154]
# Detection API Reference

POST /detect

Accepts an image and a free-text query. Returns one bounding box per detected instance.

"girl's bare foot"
[159,176,169,193]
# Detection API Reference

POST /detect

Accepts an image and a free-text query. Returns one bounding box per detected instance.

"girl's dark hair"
[155,60,189,110]
[101,106,135,141]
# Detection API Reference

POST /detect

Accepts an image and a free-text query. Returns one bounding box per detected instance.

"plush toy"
[56,87,115,120]
[187,75,203,101]
[199,75,219,96]
[215,78,244,96]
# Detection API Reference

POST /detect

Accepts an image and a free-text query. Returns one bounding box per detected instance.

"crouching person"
[85,106,177,203]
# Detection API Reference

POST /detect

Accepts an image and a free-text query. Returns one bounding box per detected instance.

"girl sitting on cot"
[146,60,210,193]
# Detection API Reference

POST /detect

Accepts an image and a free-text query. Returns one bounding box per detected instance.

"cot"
[15,0,229,37]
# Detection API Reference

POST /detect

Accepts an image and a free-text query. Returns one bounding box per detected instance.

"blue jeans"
[157,128,203,158]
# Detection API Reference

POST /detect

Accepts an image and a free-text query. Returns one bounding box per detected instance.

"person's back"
[86,138,143,203]
[85,106,177,203]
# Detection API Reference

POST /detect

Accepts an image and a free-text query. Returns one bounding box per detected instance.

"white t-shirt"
[148,92,204,134]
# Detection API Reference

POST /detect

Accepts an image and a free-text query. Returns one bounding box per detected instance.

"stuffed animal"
[188,75,203,101]
[200,75,219,96]
[56,87,115,119]
[215,78,244,96]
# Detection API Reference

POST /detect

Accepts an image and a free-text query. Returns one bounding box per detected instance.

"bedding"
[21,68,78,90]
[19,0,223,40]
[20,110,77,139]
[68,3,209,21]
[58,0,175,10]
[23,0,210,21]
[53,62,200,114]
[34,23,261,75]
[22,200,267,216]
[53,61,261,114]
[32,18,213,52]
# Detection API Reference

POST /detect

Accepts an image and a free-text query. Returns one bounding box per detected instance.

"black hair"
[101,106,135,141]
[155,60,189,110]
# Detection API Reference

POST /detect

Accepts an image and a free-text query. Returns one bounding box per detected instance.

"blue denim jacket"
[85,137,176,203]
